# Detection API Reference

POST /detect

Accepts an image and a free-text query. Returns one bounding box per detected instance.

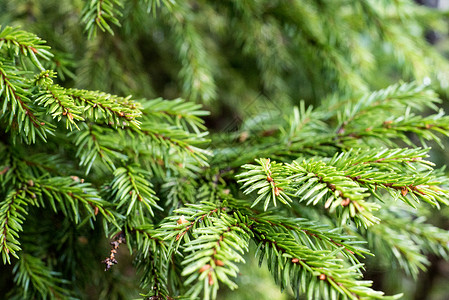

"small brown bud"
[319,274,326,280]
[291,258,299,263]
[27,180,34,186]
[199,264,211,273]
[77,236,88,244]
[262,129,276,137]
[239,131,249,142]
[215,260,225,266]
[40,122,45,126]
[383,120,393,128]
[341,198,351,206]
[208,272,214,285]
[177,215,189,225]
[274,186,281,196]
[401,187,408,197]
[0,167,10,175]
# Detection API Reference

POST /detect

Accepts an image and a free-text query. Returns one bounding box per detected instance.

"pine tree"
[2,0,449,299]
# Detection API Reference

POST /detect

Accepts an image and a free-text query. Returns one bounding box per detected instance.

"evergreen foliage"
[2,0,449,299]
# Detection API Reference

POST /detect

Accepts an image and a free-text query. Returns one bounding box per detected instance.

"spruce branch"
[166,4,217,103]
[0,62,54,143]
[34,72,85,130]
[141,97,209,133]
[12,253,71,299]
[0,188,29,264]
[135,122,210,167]
[367,220,430,278]
[330,148,449,208]
[157,200,396,299]
[181,215,250,300]
[237,158,292,210]
[158,202,249,300]
[68,88,142,128]
[72,123,127,173]
[127,224,175,299]
[81,0,124,38]
[158,202,226,248]
[361,205,449,278]
[237,147,449,227]
[338,109,449,148]
[28,177,116,224]
[137,242,173,300]
[237,158,379,227]
[105,164,161,218]
[251,228,397,300]
[251,215,370,262]
[144,0,178,14]
[335,83,439,134]
[0,26,52,70]
[3,3,449,299]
